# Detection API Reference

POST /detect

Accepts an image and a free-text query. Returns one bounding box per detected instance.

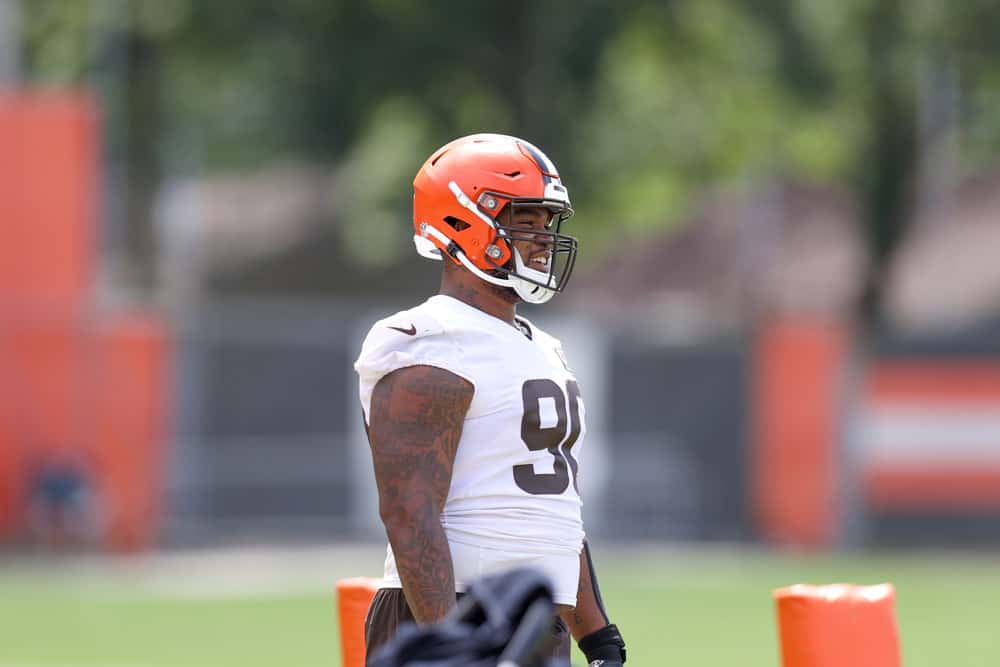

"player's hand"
[588,660,623,667]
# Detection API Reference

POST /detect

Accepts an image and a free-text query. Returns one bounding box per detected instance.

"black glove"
[579,623,626,666]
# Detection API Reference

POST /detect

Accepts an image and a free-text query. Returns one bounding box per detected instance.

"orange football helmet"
[412,133,577,304]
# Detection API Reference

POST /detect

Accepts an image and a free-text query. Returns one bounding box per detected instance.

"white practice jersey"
[355,294,586,605]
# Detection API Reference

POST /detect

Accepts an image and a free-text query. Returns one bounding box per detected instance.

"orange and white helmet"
[412,133,577,304]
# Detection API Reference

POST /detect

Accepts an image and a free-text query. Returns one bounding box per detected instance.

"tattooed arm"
[561,540,610,639]
[561,540,627,664]
[367,364,474,624]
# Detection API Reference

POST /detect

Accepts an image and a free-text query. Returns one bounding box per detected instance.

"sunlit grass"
[1,545,998,666]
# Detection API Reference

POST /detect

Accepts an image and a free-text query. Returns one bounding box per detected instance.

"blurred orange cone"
[773,583,901,667]
[336,577,380,667]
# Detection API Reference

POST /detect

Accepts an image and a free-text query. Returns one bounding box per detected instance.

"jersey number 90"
[515,379,582,495]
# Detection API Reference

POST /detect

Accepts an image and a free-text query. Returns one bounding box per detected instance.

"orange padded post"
[773,583,901,667]
[336,577,380,667]
[752,320,846,548]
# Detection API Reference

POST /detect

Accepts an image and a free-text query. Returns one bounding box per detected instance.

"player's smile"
[529,251,551,269]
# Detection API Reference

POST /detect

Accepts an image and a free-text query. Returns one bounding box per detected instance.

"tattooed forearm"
[560,540,611,639]
[368,365,474,623]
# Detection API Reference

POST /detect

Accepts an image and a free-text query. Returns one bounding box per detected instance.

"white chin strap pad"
[510,248,556,304]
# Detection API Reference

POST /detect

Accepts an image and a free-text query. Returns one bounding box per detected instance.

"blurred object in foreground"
[369,568,565,667]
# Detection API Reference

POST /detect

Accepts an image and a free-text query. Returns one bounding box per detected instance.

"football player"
[355,134,626,666]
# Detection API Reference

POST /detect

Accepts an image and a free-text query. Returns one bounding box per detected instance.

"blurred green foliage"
[18,0,1000,313]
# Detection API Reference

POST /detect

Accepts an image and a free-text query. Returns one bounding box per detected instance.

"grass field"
[1,543,999,666]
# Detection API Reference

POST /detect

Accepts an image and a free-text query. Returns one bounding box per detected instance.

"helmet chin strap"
[417,218,556,304]
[414,182,559,304]
[459,247,555,304]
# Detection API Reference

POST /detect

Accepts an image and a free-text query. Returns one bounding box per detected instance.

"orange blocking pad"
[336,577,380,667]
[0,310,170,549]
[773,583,901,667]
[0,89,170,551]
[751,320,847,547]
[0,92,98,303]
[91,312,171,552]
[0,316,87,536]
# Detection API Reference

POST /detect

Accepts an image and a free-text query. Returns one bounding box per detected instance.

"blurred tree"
[853,0,917,333]
[574,0,855,253]
[743,0,1000,331]
[24,0,175,291]
[733,0,918,331]
[18,0,1000,312]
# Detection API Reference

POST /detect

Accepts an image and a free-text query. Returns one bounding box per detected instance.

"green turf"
[595,548,1000,666]
[1,547,998,666]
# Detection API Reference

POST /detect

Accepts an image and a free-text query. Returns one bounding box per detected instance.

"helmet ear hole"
[444,216,471,232]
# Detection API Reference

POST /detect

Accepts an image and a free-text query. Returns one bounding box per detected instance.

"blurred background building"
[3,0,1000,554]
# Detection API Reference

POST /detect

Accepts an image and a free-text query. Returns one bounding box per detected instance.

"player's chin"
[491,283,520,305]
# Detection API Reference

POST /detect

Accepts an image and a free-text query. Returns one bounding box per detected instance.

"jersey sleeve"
[354,310,476,422]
